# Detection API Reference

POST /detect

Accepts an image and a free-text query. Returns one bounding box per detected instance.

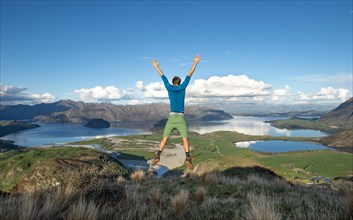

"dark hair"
[172,76,181,85]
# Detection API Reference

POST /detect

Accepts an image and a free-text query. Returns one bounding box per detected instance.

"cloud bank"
[0,84,56,104]
[135,74,351,104]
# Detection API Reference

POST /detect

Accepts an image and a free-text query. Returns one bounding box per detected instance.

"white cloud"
[0,84,56,104]
[0,84,27,96]
[30,93,56,103]
[188,75,271,98]
[311,87,350,101]
[74,85,133,102]
[272,85,290,101]
[144,82,168,99]
[137,74,271,102]
[135,81,146,91]
[127,99,166,105]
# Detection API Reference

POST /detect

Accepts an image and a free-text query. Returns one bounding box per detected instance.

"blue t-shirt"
[161,75,191,113]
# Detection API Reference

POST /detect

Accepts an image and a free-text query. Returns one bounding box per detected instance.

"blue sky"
[1,1,352,105]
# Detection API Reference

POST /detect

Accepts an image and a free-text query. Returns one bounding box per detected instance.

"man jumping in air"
[151,54,201,171]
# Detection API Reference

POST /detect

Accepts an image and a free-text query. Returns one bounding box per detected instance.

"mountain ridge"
[0,100,233,123]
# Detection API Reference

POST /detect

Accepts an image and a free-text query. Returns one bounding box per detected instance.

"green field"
[254,150,352,180]
[70,131,353,182]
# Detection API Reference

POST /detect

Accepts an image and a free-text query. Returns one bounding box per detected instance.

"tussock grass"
[116,175,126,185]
[246,193,281,220]
[148,188,162,204]
[195,186,207,202]
[0,169,350,220]
[171,189,189,215]
[130,170,145,183]
[66,197,98,220]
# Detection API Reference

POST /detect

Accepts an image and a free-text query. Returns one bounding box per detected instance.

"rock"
[84,118,110,128]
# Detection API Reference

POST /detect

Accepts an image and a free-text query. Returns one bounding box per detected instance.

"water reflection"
[188,116,327,137]
[235,140,332,153]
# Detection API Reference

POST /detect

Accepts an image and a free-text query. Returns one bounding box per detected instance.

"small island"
[84,118,110,128]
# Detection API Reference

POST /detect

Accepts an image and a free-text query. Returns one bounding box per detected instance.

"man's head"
[172,76,181,86]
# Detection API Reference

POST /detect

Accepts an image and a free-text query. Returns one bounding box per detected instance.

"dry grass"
[66,197,98,220]
[195,186,207,202]
[148,188,162,204]
[130,170,145,183]
[171,189,189,215]
[245,193,281,220]
[0,169,350,220]
[343,187,353,219]
[116,175,126,185]
[201,167,223,184]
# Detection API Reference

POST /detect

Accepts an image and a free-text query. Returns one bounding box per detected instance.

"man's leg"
[182,138,190,153]
[175,115,194,171]
[159,136,169,151]
[182,138,194,171]
[151,137,168,166]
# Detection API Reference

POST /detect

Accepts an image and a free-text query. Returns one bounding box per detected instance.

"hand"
[193,54,201,63]
[152,59,159,67]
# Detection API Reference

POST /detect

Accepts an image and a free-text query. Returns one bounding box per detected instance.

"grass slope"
[0,169,351,220]
[0,147,127,192]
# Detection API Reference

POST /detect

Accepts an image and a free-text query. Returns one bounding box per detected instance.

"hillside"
[0,100,81,120]
[0,120,40,137]
[316,97,353,129]
[270,97,353,131]
[0,100,233,123]
[0,147,127,192]
[0,168,351,220]
[0,136,352,219]
[0,131,352,219]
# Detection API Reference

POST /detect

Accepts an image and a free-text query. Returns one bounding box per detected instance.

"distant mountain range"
[212,102,338,115]
[0,100,233,123]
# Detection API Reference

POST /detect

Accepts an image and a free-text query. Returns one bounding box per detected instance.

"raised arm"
[187,54,201,77]
[152,59,164,76]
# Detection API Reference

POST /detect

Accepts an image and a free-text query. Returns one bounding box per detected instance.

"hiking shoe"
[151,156,160,166]
[184,157,194,170]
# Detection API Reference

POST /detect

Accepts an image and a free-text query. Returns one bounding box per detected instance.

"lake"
[1,122,149,146]
[235,140,333,153]
[188,116,327,137]
[2,116,327,147]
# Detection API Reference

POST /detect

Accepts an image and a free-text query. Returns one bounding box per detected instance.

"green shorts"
[163,114,188,138]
